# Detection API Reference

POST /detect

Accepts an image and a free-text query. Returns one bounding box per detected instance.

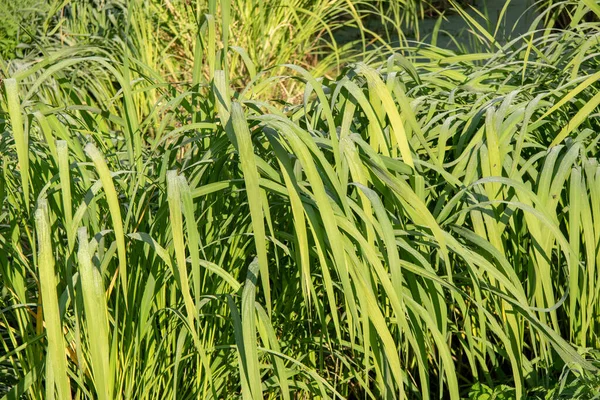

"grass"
[1,0,600,398]
[0,0,426,100]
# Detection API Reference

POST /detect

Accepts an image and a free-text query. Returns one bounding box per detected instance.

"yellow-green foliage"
[1,1,600,399]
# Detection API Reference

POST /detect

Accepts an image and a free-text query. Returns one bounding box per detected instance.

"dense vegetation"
[1,0,600,398]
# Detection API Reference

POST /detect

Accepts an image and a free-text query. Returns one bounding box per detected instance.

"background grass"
[1,0,600,398]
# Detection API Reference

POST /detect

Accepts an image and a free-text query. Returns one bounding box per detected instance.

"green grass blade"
[35,198,72,400]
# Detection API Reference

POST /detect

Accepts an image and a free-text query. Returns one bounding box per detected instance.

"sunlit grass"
[1,0,600,398]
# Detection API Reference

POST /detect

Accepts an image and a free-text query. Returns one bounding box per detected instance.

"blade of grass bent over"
[84,143,129,303]
[5,79,30,210]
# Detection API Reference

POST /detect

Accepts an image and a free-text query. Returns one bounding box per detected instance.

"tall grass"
[0,0,425,100]
[1,0,600,398]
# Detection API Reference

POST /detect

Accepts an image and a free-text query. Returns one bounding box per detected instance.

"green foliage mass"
[0,0,51,59]
[1,0,600,398]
